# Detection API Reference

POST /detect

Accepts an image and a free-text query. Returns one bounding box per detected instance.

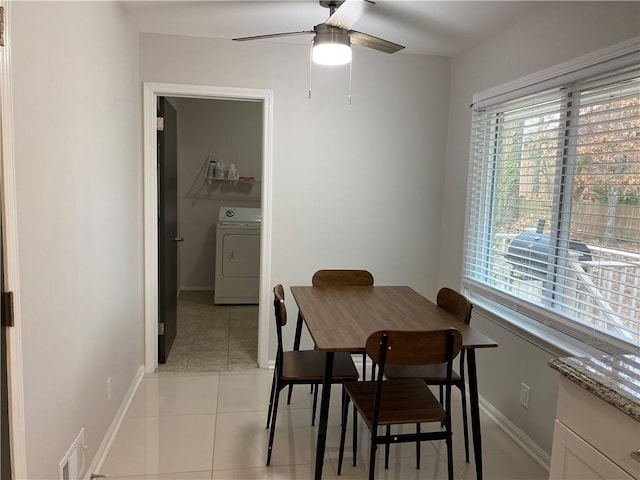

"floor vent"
[59,428,85,480]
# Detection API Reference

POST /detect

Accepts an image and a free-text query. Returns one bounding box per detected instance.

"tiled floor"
[100,368,550,479]
[158,291,258,372]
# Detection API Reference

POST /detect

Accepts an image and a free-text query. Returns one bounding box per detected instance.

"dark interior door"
[1,188,11,478]
[157,97,178,363]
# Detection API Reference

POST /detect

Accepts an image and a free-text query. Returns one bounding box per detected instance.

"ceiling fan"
[233,0,405,65]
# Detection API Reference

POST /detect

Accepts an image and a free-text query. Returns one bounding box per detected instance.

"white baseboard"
[83,365,145,480]
[479,394,551,471]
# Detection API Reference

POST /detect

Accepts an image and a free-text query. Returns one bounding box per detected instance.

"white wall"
[440,1,640,456]
[140,34,451,352]
[11,2,142,478]
[13,2,631,474]
[171,97,262,290]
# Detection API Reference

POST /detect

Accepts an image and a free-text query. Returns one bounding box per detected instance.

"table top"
[290,285,498,353]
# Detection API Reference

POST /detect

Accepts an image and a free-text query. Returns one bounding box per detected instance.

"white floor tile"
[211,460,336,480]
[102,368,549,480]
[128,373,220,417]
[334,454,457,480]
[453,444,549,480]
[212,409,269,470]
[216,369,312,413]
[212,408,318,470]
[107,471,213,480]
[101,414,216,477]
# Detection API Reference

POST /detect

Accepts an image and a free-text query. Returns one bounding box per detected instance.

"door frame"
[0,0,27,477]
[142,83,273,373]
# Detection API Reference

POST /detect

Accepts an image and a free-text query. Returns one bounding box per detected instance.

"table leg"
[315,351,334,480]
[467,349,483,480]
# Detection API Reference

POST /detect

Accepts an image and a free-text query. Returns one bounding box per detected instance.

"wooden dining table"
[290,285,498,480]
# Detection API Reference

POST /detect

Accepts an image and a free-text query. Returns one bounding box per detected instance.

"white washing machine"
[214,207,261,304]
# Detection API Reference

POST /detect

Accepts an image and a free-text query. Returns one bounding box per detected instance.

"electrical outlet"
[520,383,530,410]
[106,377,112,401]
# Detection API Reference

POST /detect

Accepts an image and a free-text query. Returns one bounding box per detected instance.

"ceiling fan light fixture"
[312,25,351,65]
[313,42,352,65]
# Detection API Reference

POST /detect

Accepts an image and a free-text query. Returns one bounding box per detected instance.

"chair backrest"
[273,284,287,328]
[366,329,462,368]
[311,269,374,287]
[367,329,462,429]
[273,285,288,371]
[437,287,473,325]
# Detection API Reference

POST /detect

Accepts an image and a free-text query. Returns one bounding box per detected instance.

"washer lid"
[218,207,262,224]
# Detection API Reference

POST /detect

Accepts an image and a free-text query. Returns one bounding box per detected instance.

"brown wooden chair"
[266,285,359,466]
[337,328,463,480]
[310,269,375,287]
[288,269,374,417]
[384,287,473,462]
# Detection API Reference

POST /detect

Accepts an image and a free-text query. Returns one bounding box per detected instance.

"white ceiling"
[121,1,546,57]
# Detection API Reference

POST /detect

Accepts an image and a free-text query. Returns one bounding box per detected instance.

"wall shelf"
[205,176,261,184]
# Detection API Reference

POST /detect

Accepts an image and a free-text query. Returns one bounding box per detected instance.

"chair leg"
[337,392,350,475]
[439,384,445,428]
[339,385,356,460]
[266,371,277,429]
[445,401,454,480]
[266,385,281,466]
[362,352,367,380]
[416,423,421,469]
[352,403,358,466]
[384,425,390,469]
[287,384,294,405]
[369,431,377,480]
[311,384,319,426]
[446,431,454,480]
[460,383,470,462]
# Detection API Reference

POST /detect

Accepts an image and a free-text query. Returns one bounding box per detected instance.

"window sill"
[465,291,609,359]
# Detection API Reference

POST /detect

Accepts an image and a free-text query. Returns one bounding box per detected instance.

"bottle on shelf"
[214,159,226,179]
[206,154,216,179]
[228,163,239,181]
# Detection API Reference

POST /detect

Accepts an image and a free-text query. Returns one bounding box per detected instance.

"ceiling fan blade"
[325,0,370,30]
[348,30,404,54]
[233,31,314,42]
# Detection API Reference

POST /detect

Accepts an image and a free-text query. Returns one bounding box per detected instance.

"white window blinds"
[464,44,640,353]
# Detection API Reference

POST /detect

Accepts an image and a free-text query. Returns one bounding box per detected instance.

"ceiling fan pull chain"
[308,40,313,99]
[348,57,353,105]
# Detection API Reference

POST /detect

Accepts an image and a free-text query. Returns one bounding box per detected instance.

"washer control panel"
[218,207,262,224]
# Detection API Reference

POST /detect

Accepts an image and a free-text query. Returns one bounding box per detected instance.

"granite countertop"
[549,353,640,422]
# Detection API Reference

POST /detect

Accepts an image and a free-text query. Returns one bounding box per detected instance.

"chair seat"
[384,363,462,384]
[344,378,445,427]
[282,350,359,383]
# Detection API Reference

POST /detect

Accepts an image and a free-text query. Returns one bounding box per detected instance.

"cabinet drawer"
[556,377,640,479]
[550,420,634,479]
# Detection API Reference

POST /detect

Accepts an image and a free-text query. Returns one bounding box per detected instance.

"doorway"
[143,83,273,374]
[159,97,263,371]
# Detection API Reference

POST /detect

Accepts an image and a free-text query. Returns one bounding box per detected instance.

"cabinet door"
[549,420,634,480]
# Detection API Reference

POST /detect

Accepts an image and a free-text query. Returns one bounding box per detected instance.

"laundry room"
[161,96,263,372]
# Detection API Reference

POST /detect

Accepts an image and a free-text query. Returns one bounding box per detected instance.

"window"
[464,44,640,353]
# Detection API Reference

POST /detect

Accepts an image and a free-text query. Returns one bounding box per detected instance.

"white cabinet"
[549,377,640,480]
[550,420,633,479]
